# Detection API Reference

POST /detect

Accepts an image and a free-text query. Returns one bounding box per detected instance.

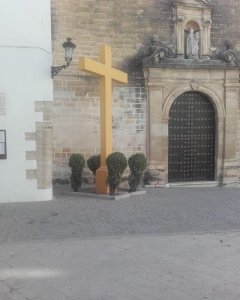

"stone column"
[216,117,225,185]
[223,71,240,183]
[175,16,185,58]
[146,80,166,184]
[202,22,211,59]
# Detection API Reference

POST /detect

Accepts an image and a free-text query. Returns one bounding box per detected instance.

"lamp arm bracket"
[51,64,68,78]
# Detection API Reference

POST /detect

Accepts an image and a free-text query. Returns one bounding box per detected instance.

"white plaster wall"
[0,0,53,202]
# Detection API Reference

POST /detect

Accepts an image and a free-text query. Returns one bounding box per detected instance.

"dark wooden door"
[168,92,215,183]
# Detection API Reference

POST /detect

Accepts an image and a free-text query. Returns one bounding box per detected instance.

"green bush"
[128,153,147,192]
[106,152,127,195]
[69,154,85,192]
[87,154,101,175]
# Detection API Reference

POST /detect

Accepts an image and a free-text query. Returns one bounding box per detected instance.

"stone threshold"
[144,182,219,188]
[166,181,218,188]
[62,190,146,200]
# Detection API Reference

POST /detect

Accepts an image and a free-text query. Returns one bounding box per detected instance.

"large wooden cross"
[79,45,128,194]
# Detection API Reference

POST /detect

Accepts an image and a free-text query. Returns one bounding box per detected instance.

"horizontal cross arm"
[111,68,128,84]
[79,57,106,77]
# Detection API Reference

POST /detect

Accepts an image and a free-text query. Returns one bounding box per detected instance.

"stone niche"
[143,0,240,186]
[173,0,213,59]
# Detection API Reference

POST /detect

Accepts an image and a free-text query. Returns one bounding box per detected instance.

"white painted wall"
[0,0,53,202]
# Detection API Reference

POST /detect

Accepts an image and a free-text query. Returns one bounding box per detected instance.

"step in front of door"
[167,181,218,187]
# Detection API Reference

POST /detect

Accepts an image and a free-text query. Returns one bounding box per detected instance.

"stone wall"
[212,0,240,48]
[51,0,240,181]
[52,86,147,180]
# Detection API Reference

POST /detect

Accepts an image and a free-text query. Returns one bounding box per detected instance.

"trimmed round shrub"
[106,152,127,195]
[87,154,101,175]
[69,153,85,192]
[128,153,147,192]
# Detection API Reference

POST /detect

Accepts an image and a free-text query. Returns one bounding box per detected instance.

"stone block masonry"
[52,86,147,181]
[51,0,240,183]
[50,0,174,92]
[112,87,147,157]
[51,0,172,181]
[211,0,240,48]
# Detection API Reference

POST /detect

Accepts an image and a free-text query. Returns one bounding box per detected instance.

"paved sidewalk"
[1,233,240,300]
[0,187,240,299]
[0,187,240,242]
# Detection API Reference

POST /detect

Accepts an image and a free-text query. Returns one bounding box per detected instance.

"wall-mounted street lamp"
[51,38,76,78]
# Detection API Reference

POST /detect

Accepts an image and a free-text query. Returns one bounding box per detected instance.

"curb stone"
[62,190,146,200]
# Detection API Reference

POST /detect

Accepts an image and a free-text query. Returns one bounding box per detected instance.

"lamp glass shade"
[62,38,76,62]
[65,46,73,61]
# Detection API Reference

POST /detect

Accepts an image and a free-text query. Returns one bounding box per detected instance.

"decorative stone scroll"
[211,40,240,66]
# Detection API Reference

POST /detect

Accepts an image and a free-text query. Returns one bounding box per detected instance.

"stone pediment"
[173,0,214,8]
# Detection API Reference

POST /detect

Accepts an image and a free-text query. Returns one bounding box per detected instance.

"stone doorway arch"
[161,85,225,184]
[144,73,228,186]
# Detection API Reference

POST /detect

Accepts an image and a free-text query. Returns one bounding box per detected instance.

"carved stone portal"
[143,65,240,186]
[142,0,240,186]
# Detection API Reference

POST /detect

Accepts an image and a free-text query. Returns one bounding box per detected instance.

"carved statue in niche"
[186,28,199,59]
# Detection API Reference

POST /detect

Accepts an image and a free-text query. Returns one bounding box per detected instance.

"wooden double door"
[168,92,215,183]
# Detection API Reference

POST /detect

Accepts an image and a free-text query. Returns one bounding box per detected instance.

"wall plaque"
[0,130,7,159]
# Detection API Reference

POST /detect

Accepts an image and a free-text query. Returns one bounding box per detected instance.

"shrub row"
[69,152,147,194]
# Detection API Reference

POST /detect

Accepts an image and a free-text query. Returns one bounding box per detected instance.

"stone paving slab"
[0,187,240,299]
[0,187,240,242]
[0,233,240,300]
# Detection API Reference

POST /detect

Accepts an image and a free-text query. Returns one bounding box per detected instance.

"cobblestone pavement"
[0,187,240,242]
[1,187,240,300]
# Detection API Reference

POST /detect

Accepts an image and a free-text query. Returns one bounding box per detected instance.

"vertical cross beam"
[79,45,128,194]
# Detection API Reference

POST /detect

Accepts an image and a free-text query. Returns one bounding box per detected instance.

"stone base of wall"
[222,160,240,186]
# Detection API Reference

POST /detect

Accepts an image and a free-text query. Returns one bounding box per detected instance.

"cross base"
[96,166,109,194]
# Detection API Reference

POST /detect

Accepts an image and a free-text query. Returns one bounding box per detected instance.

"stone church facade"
[51,0,240,186]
